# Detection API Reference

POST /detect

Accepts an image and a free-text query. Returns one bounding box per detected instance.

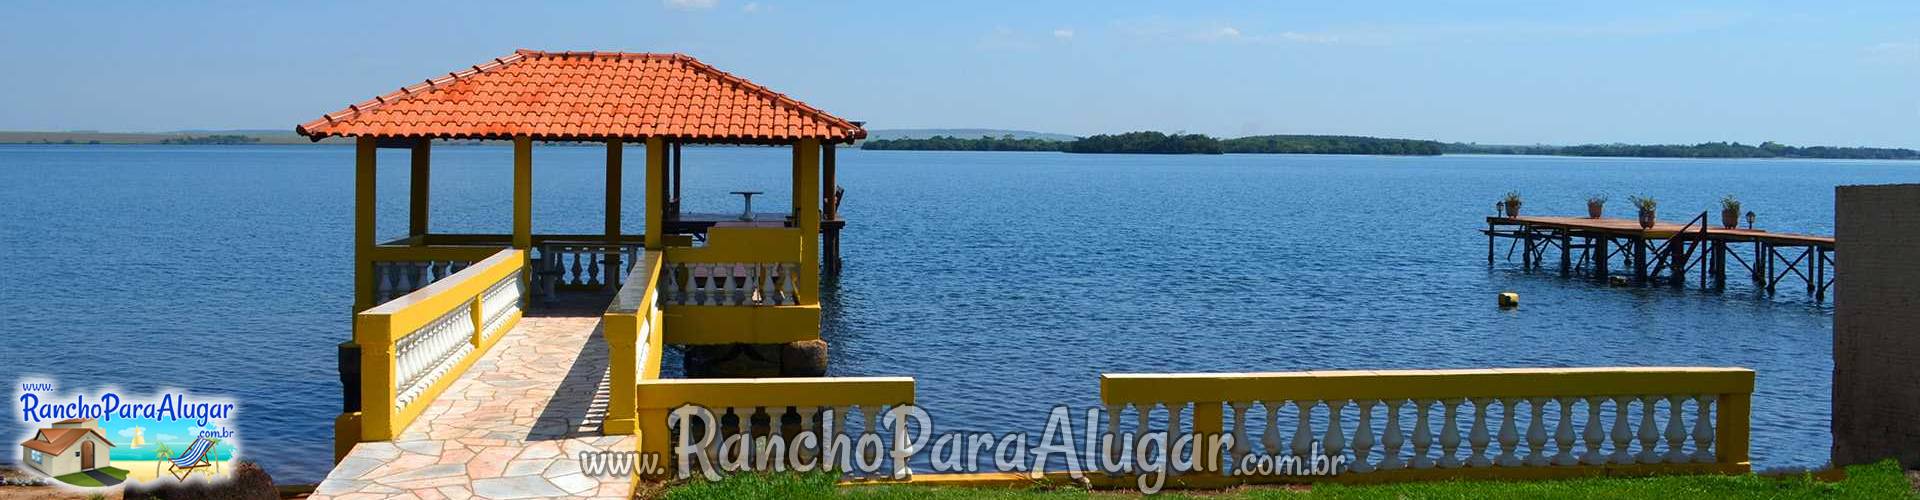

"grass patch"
[51,467,126,487]
[663,461,1916,499]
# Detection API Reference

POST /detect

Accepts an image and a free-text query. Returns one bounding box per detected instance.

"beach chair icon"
[164,436,220,480]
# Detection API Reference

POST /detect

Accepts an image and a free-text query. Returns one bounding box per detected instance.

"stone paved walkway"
[314,303,632,499]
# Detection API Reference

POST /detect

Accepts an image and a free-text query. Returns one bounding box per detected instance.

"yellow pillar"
[1716,392,1751,467]
[354,136,378,313]
[1191,402,1224,474]
[602,312,637,434]
[794,139,820,304]
[644,137,666,249]
[409,138,430,240]
[512,136,532,250]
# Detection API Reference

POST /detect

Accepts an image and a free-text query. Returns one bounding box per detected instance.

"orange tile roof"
[297,50,864,144]
[20,427,113,455]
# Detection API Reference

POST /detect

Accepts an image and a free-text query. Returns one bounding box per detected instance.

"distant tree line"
[160,134,262,145]
[1066,131,1223,154]
[861,132,1444,155]
[1445,141,1920,160]
[859,134,1067,152]
[1222,135,1444,155]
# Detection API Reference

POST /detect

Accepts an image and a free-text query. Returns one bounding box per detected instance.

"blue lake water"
[3,144,1914,482]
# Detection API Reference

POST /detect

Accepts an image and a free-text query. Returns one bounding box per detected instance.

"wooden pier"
[1486,214,1836,301]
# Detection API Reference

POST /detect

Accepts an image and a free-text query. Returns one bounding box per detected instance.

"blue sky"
[2,1,1915,147]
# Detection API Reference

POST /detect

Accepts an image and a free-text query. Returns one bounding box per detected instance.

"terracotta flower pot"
[1721,210,1739,229]
[1638,210,1656,229]
[1588,203,1604,218]
[1505,202,1521,218]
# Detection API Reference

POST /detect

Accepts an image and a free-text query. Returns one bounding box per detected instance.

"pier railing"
[1098,367,1752,485]
[661,226,819,345]
[603,250,666,435]
[364,245,503,305]
[632,377,917,480]
[354,248,527,441]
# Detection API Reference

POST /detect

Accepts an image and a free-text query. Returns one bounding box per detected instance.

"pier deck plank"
[314,306,631,499]
[1490,216,1833,247]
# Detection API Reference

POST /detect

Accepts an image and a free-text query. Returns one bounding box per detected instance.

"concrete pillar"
[1832,183,1920,468]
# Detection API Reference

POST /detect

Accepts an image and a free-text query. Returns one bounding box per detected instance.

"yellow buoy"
[1498,292,1520,308]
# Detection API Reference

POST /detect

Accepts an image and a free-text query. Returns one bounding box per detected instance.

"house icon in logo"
[18,418,115,478]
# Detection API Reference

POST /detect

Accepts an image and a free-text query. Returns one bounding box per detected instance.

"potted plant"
[1719,195,1742,229]
[1502,191,1523,217]
[1587,195,1608,218]
[1629,195,1657,229]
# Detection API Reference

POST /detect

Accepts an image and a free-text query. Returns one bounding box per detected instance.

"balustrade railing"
[633,377,917,480]
[536,242,641,299]
[373,260,472,305]
[662,226,812,307]
[603,251,665,435]
[660,262,801,306]
[355,249,527,441]
[1097,367,1752,484]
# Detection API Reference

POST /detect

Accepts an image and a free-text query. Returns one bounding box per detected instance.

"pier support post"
[1669,239,1687,288]
[1710,241,1726,289]
[1592,236,1609,280]
[1486,222,1495,266]
[1522,230,1534,270]
[1752,241,1766,287]
[1633,238,1649,283]
[1559,231,1571,277]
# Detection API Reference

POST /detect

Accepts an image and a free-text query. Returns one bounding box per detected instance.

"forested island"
[862,131,1917,160]
[861,132,1445,155]
[1446,141,1920,160]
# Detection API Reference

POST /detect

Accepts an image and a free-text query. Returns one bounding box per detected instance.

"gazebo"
[307,50,871,464]
[298,49,864,314]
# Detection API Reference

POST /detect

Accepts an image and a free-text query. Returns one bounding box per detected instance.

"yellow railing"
[353,248,527,441]
[633,377,917,480]
[1097,367,1753,486]
[603,250,666,435]
[661,227,820,344]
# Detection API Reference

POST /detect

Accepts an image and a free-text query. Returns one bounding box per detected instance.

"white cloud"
[663,0,717,11]
[741,2,761,13]
[1053,28,1075,40]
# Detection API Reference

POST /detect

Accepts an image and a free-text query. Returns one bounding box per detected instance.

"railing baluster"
[1496,397,1521,467]
[1379,399,1406,470]
[1351,400,1376,473]
[1525,397,1549,467]
[1467,397,1492,467]
[1552,396,1578,466]
[1637,395,1661,464]
[1292,400,1315,463]
[1692,394,1716,463]
[1664,395,1689,463]
[1229,401,1251,471]
[1410,399,1434,469]
[1438,398,1462,468]
[1611,395,1635,464]
[1324,399,1348,468]
[1582,396,1607,465]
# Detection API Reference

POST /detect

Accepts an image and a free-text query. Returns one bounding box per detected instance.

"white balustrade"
[659,261,800,306]
[1096,392,1725,477]
[664,404,912,479]
[393,300,476,412]
[478,272,525,341]
[373,260,472,305]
